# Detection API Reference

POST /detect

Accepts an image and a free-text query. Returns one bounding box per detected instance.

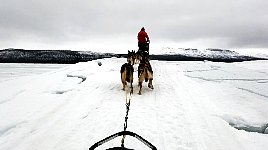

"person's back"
[138,30,149,43]
[137,27,150,52]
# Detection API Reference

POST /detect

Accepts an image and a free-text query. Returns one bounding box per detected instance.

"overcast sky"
[0,0,268,53]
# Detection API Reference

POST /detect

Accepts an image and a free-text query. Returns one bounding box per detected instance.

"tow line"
[89,87,157,150]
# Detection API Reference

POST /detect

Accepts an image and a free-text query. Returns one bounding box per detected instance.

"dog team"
[120,27,153,95]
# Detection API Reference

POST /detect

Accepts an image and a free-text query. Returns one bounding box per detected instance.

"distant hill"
[0,48,267,63]
[0,49,115,63]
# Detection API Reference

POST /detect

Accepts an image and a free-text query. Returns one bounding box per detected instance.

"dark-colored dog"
[121,63,134,93]
[138,51,153,95]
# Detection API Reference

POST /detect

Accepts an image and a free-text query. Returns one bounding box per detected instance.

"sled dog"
[135,50,142,64]
[120,62,134,93]
[138,52,153,95]
[127,50,136,65]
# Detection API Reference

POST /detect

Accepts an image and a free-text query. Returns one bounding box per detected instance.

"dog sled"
[138,41,150,54]
[136,41,150,62]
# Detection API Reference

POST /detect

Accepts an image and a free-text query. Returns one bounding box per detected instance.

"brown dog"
[138,52,153,95]
[120,63,134,93]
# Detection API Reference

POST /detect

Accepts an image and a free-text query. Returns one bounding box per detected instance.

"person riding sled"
[137,27,150,54]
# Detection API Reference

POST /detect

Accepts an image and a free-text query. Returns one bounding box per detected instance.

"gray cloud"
[0,0,268,51]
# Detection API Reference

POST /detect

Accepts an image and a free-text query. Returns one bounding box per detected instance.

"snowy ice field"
[0,58,268,150]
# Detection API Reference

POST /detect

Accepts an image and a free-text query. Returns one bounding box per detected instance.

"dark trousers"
[138,42,149,53]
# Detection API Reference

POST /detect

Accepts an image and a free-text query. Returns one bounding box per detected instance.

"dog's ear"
[128,50,130,53]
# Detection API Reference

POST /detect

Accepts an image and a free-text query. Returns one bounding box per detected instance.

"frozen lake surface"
[0,63,68,82]
[0,59,267,150]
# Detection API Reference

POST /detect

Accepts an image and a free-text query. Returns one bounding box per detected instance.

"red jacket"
[137,30,149,43]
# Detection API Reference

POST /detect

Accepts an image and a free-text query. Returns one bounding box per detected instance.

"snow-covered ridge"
[0,48,267,63]
[158,47,268,62]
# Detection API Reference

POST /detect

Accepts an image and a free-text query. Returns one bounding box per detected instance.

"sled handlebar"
[89,131,157,150]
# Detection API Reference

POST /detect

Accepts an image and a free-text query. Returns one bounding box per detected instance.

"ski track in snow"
[0,59,268,150]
